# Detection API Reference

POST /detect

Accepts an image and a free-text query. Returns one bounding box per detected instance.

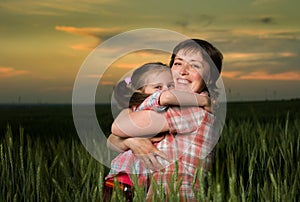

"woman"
[108,39,223,201]
[104,62,211,202]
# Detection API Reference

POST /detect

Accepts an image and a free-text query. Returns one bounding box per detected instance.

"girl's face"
[143,70,174,94]
[171,49,208,93]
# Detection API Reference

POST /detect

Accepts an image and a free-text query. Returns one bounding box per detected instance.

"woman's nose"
[179,63,189,75]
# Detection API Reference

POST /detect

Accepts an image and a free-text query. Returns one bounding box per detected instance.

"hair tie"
[124,77,131,85]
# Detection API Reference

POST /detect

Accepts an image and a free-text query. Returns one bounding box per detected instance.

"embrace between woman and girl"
[103,39,223,201]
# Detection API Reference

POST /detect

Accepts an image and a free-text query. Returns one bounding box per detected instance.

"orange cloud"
[42,86,72,92]
[224,52,296,62]
[114,63,145,69]
[55,26,120,38]
[239,71,300,80]
[0,67,29,78]
[232,29,298,40]
[111,51,170,69]
[221,71,243,79]
[55,26,121,51]
[222,70,300,81]
[100,81,114,85]
[84,73,112,79]
[70,43,98,51]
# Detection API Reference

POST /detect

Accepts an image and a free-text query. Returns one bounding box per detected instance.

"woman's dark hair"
[169,39,223,73]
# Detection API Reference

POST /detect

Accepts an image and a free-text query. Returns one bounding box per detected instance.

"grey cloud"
[259,16,275,24]
[174,14,214,30]
[94,31,121,42]
[196,14,215,27]
[175,20,189,28]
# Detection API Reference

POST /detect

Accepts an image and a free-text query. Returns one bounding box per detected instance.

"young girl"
[104,62,211,201]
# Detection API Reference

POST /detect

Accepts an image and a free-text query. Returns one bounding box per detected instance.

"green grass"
[0,100,299,201]
[1,125,104,201]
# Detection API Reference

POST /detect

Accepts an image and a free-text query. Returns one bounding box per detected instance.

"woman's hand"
[124,136,171,171]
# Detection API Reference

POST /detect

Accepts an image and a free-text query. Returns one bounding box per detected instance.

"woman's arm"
[111,108,169,138]
[107,134,166,152]
[160,90,211,111]
[107,133,130,152]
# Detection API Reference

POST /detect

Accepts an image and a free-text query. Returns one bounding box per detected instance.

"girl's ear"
[135,89,143,93]
[135,86,145,93]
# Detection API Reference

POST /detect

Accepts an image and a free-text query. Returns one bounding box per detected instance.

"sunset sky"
[0,0,299,103]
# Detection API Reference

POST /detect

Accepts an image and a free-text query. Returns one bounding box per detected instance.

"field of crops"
[0,100,299,201]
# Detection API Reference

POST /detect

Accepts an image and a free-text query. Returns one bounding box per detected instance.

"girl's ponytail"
[113,79,133,108]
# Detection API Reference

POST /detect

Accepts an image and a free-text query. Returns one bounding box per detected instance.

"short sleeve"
[137,90,167,112]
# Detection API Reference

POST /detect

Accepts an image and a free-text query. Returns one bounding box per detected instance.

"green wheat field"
[0,100,299,201]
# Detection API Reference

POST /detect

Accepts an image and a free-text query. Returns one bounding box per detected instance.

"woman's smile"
[176,78,190,84]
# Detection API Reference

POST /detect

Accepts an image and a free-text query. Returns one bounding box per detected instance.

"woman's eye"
[174,62,181,66]
[155,86,162,90]
[192,64,200,69]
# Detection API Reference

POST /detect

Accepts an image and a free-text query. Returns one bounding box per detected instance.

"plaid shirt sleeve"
[136,90,167,112]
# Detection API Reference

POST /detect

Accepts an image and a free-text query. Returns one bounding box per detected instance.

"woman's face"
[171,49,208,93]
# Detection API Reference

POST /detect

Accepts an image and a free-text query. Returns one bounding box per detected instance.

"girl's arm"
[160,90,211,112]
[111,108,169,138]
[111,91,211,138]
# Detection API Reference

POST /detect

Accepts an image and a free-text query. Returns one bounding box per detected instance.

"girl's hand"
[124,137,170,171]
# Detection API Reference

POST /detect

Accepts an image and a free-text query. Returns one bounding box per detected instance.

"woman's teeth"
[177,78,190,84]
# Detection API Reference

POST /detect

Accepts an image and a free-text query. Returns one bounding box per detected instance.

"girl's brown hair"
[113,62,170,108]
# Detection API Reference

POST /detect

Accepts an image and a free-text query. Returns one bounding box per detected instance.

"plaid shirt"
[106,91,217,200]
[150,106,216,200]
